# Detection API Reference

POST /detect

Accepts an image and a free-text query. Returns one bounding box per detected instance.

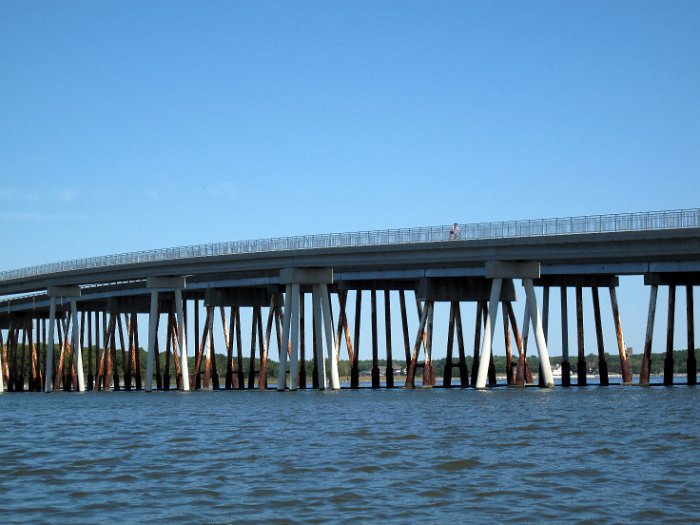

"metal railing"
[1,208,698,283]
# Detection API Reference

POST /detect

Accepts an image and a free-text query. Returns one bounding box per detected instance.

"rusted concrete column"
[351,290,362,389]
[609,287,632,384]
[640,285,658,385]
[576,286,587,386]
[399,291,411,369]
[384,290,395,388]
[591,288,609,386]
[299,293,307,389]
[248,308,259,389]
[424,301,436,387]
[502,303,513,385]
[664,286,676,386]
[560,287,571,387]
[277,288,293,390]
[371,289,380,389]
[687,286,696,386]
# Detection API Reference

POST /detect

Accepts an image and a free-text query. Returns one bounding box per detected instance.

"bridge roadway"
[0,209,699,393]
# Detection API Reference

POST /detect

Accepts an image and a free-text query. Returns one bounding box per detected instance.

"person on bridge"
[449,223,461,240]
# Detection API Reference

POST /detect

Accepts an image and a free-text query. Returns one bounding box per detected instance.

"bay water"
[1,386,699,524]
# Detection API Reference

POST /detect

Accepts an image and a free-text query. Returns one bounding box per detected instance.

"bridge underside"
[0,226,699,393]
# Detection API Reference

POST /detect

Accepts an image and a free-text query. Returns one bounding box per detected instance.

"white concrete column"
[277,285,293,390]
[289,284,301,390]
[175,288,189,391]
[475,278,503,388]
[312,285,327,390]
[320,283,340,390]
[145,289,159,392]
[70,298,86,392]
[44,297,57,392]
[524,279,554,387]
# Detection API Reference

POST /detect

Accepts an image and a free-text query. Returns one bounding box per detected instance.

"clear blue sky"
[1,0,698,360]
[1,0,698,270]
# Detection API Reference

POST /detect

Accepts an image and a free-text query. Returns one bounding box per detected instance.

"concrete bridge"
[1,208,699,393]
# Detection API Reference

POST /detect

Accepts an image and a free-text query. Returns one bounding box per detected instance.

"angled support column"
[146,276,186,392]
[475,278,502,389]
[320,283,340,390]
[277,285,294,390]
[45,286,80,392]
[524,279,554,387]
[70,298,86,392]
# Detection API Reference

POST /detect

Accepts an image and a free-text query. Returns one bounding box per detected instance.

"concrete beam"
[485,261,540,279]
[204,287,272,307]
[534,275,619,288]
[644,272,700,286]
[336,279,417,291]
[47,285,81,298]
[106,297,173,314]
[280,267,333,285]
[415,277,516,302]
[146,276,186,289]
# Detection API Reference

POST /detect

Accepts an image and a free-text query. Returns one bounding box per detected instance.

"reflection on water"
[1,387,699,524]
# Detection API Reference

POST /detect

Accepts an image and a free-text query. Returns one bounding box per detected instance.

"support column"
[320,283,340,390]
[175,288,189,391]
[384,290,395,388]
[664,285,676,386]
[146,289,158,392]
[444,302,456,387]
[576,286,587,386]
[539,286,550,387]
[591,288,609,386]
[289,284,301,390]
[524,279,554,387]
[610,287,632,384]
[640,285,658,385]
[44,297,57,392]
[475,278,502,389]
[70,298,86,392]
[560,287,571,387]
[312,286,327,390]
[370,289,380,388]
[278,286,293,390]
[687,286,696,386]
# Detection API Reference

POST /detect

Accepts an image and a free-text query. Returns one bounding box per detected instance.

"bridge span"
[1,208,699,393]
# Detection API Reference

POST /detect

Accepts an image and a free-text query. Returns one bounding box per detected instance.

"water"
[1,387,699,524]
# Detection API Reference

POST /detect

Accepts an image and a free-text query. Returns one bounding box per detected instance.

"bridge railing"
[1,208,698,283]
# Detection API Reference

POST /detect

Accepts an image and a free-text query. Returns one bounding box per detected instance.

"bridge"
[1,208,699,393]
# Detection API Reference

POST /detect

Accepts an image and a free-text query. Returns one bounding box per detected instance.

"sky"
[1,0,699,361]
